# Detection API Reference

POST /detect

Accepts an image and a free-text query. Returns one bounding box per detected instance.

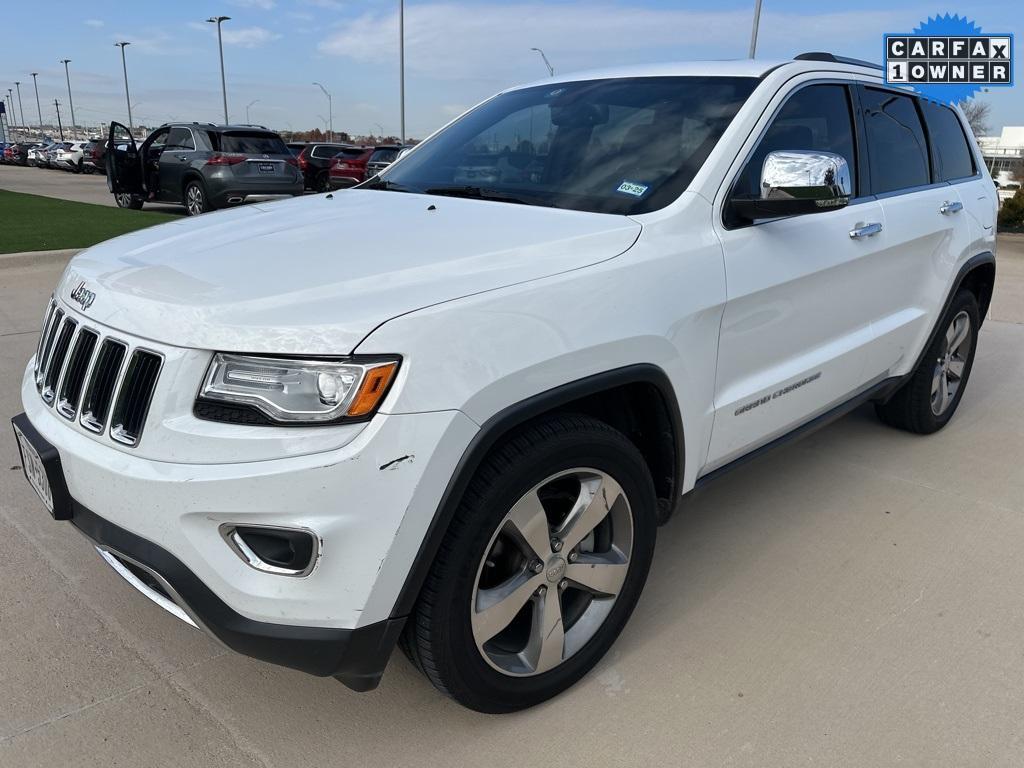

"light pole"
[14,81,25,126]
[5,89,13,138]
[748,0,763,58]
[115,42,133,133]
[399,0,406,144]
[313,82,332,142]
[59,59,76,133]
[54,99,64,141]
[245,99,259,124]
[530,47,554,77]
[206,16,231,124]
[374,121,384,138]
[30,72,42,126]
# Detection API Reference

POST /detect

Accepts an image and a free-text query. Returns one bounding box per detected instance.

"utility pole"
[313,82,332,142]
[399,0,406,143]
[30,72,42,126]
[14,81,25,126]
[115,42,133,133]
[60,59,76,133]
[54,99,64,140]
[748,0,763,58]
[206,16,231,124]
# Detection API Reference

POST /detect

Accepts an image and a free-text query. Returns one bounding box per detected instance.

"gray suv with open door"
[106,122,304,216]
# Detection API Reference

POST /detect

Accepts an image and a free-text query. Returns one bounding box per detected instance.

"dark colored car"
[286,141,308,156]
[327,146,374,189]
[295,143,353,192]
[363,145,408,178]
[106,121,304,216]
[82,139,106,173]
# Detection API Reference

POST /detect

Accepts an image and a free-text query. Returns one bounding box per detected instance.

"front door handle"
[939,200,963,215]
[849,222,883,239]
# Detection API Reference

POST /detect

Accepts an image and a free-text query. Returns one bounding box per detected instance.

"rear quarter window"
[921,101,976,182]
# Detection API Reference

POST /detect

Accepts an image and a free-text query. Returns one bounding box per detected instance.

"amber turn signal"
[346,362,399,417]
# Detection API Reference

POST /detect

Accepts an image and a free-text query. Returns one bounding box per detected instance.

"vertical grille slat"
[80,340,128,434]
[41,318,77,404]
[110,351,162,446]
[57,329,99,420]
[33,300,164,450]
[35,308,65,389]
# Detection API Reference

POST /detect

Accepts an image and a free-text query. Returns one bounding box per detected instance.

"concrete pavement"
[0,164,183,214]
[0,238,1022,767]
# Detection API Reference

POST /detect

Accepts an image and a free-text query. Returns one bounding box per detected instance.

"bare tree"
[958,99,991,138]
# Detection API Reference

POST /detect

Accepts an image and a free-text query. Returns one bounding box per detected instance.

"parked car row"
[289,141,410,191]
[1,139,103,173]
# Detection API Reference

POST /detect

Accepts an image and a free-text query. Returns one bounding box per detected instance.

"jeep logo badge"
[70,281,96,311]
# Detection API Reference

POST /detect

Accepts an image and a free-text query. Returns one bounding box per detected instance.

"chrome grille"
[34,300,163,448]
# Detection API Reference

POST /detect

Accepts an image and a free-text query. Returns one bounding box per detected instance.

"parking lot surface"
[0,165,183,214]
[1,237,1022,766]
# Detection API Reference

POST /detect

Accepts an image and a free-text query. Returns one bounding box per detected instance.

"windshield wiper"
[359,176,420,193]
[422,185,542,206]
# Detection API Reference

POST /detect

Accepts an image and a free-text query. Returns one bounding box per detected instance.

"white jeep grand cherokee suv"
[12,53,997,712]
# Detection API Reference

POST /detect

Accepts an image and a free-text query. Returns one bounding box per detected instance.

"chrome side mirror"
[732,150,851,221]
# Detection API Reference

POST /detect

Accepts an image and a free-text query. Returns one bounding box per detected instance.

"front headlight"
[197,353,399,424]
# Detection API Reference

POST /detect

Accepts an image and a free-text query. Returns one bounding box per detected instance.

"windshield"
[378,76,757,214]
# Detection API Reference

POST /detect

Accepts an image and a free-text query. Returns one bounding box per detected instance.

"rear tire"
[314,171,331,193]
[184,180,213,216]
[114,193,144,210]
[875,289,980,434]
[402,414,657,713]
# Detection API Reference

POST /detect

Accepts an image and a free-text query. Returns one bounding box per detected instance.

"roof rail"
[794,52,882,71]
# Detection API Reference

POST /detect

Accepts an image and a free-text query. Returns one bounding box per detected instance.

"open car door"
[106,122,143,196]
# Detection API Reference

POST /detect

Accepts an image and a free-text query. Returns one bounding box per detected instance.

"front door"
[706,81,886,472]
[105,122,142,195]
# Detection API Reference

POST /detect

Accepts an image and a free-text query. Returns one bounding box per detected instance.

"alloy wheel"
[931,309,972,416]
[186,184,205,216]
[470,467,633,677]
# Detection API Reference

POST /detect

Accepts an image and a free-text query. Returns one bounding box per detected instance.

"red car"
[327,146,373,189]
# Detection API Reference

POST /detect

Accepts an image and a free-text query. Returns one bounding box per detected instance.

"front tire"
[114,192,144,210]
[403,414,657,713]
[875,289,980,433]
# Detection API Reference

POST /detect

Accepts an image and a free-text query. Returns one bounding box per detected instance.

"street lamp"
[312,82,332,142]
[530,47,554,77]
[206,16,231,123]
[115,42,133,133]
[374,121,384,138]
[13,81,25,126]
[59,59,76,133]
[245,99,259,124]
[30,72,42,126]
[748,0,763,58]
[5,89,13,138]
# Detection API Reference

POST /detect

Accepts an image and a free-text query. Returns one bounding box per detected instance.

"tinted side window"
[921,101,975,181]
[167,127,195,150]
[735,84,857,199]
[861,88,930,194]
[313,144,343,159]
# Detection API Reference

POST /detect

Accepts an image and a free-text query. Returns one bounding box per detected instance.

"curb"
[0,249,80,270]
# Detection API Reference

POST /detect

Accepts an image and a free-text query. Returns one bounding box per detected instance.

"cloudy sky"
[1,0,1021,138]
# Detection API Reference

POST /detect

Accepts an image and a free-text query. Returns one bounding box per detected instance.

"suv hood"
[57,191,640,354]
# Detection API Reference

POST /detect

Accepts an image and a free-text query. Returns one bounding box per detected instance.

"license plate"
[258,162,275,174]
[13,423,53,513]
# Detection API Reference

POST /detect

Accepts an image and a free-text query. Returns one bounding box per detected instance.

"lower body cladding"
[16,374,478,690]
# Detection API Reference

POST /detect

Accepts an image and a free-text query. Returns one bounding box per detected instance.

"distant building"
[978,127,1023,198]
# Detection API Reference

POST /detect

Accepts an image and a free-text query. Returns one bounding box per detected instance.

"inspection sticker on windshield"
[616,181,649,197]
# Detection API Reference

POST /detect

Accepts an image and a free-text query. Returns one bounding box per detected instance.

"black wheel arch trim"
[389,363,684,620]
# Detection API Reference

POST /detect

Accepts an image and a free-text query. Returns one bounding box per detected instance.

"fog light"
[220,524,320,577]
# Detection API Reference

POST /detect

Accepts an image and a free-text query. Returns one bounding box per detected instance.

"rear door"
[105,122,142,195]
[855,86,974,377]
[159,127,197,203]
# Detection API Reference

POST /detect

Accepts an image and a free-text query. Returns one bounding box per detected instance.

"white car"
[53,141,88,173]
[13,53,997,712]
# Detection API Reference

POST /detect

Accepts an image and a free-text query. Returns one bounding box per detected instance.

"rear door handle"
[849,222,882,239]
[939,200,963,215]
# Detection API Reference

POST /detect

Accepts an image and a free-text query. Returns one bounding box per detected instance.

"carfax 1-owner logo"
[884,14,1013,104]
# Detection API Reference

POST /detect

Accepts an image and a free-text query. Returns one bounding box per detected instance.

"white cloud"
[318,3,908,81]
[188,22,280,48]
[84,19,104,28]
